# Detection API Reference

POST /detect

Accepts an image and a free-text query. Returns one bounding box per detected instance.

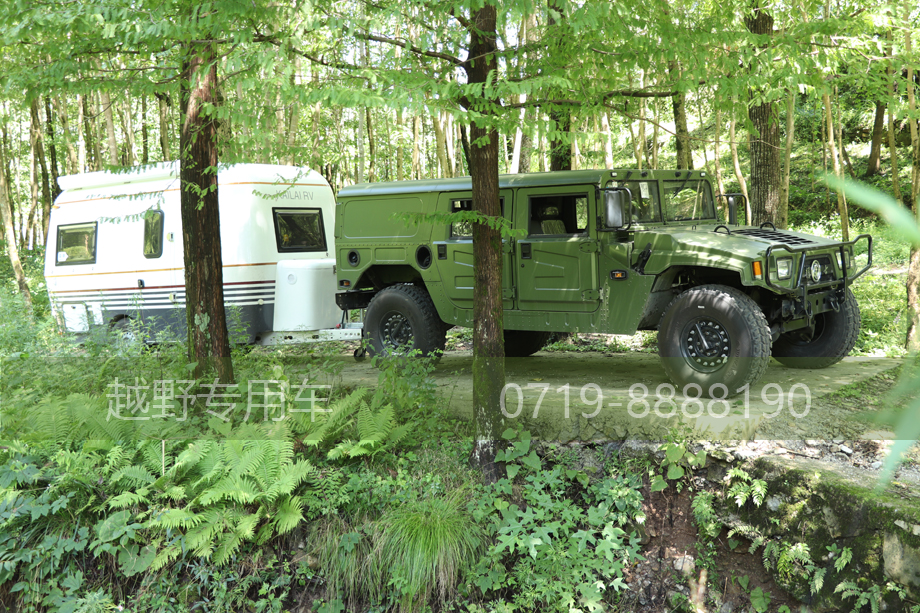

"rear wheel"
[504,330,554,357]
[772,288,860,369]
[364,285,446,359]
[658,284,771,397]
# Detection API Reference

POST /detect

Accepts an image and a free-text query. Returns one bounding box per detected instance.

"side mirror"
[727,196,738,225]
[604,188,631,229]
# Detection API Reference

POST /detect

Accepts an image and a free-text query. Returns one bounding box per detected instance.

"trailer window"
[56,222,97,266]
[143,210,164,259]
[273,208,326,252]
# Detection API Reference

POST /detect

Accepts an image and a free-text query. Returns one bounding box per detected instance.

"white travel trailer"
[45,162,360,345]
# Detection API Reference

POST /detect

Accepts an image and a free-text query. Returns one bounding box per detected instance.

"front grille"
[734,228,816,246]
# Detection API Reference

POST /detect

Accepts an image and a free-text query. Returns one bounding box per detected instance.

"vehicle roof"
[337,169,711,198]
[57,162,330,194]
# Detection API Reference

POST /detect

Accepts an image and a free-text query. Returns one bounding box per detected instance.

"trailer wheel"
[772,288,860,369]
[110,317,137,343]
[658,284,771,398]
[504,330,554,357]
[364,285,446,359]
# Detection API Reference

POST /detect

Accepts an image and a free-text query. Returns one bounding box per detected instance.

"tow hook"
[828,292,841,313]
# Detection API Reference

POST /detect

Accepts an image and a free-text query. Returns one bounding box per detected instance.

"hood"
[634,224,838,275]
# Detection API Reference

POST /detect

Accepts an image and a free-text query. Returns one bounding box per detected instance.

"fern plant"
[304,388,413,460]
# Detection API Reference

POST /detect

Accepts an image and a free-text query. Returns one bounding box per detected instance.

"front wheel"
[364,285,446,359]
[772,289,860,369]
[658,285,771,398]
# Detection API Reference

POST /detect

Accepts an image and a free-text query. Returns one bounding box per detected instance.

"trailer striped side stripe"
[49,280,277,310]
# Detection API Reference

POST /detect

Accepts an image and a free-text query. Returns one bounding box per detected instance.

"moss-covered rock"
[716,456,920,612]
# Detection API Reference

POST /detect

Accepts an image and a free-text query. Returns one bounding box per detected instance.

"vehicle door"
[514,186,600,312]
[434,191,515,310]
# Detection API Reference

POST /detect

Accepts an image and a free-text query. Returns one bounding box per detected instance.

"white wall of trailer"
[44,162,356,343]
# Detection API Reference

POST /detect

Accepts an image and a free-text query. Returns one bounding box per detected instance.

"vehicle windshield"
[661,180,716,222]
[610,180,661,224]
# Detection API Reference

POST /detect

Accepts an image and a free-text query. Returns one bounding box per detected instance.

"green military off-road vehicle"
[333,169,872,396]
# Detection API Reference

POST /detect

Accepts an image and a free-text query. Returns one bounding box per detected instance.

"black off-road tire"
[658,284,771,398]
[364,285,446,359]
[772,288,860,369]
[504,330,554,357]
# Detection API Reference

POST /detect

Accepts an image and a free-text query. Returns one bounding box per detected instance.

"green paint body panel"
[335,169,869,335]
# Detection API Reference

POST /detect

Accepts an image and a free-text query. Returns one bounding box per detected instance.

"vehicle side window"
[56,222,97,265]
[614,181,661,223]
[273,208,327,252]
[528,194,588,236]
[143,210,164,259]
[449,198,505,238]
[450,199,474,237]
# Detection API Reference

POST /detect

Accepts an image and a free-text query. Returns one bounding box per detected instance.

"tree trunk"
[412,115,421,179]
[100,90,119,166]
[157,93,170,161]
[44,97,61,202]
[547,1,571,172]
[823,91,849,241]
[121,97,137,166]
[83,94,101,170]
[602,112,615,168]
[31,97,51,243]
[465,3,505,482]
[432,109,452,177]
[76,94,87,172]
[904,0,920,351]
[745,2,780,226]
[0,137,32,309]
[366,107,376,182]
[729,112,750,223]
[779,89,795,229]
[142,96,149,164]
[865,100,887,177]
[52,96,79,175]
[669,62,692,170]
[356,103,366,183]
[180,41,234,383]
[713,106,727,218]
[396,108,405,181]
[459,123,472,175]
[28,98,42,248]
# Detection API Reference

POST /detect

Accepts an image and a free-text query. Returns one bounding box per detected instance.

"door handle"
[521,243,532,259]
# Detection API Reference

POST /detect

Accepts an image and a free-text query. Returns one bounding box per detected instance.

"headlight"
[810,259,823,282]
[836,250,852,270]
[777,257,793,280]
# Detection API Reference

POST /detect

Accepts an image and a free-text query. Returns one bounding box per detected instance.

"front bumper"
[763,234,872,326]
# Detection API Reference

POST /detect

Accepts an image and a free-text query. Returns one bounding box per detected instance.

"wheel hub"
[381,312,413,349]
[682,318,731,372]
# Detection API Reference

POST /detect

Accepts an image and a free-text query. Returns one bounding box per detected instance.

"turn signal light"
[752,261,763,280]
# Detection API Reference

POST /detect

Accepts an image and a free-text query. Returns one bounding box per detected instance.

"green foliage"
[466,430,645,612]
[650,428,706,493]
[378,493,486,612]
[304,387,412,460]
[725,466,768,508]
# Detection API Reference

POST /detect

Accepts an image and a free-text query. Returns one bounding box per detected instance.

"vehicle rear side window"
[143,210,164,259]
[273,208,326,252]
[449,198,505,238]
[56,222,97,266]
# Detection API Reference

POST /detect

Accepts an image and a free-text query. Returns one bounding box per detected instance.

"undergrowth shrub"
[465,430,646,612]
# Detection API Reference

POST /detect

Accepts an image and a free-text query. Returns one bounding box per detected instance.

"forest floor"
[318,343,915,612]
